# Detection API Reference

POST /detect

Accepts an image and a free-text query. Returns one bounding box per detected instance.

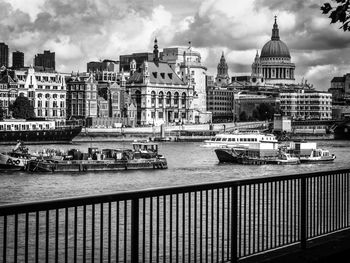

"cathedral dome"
[260,39,290,58]
[260,17,291,59]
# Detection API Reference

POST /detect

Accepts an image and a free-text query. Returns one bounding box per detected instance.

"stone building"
[279,90,332,120]
[15,67,66,125]
[66,73,98,122]
[34,50,55,71]
[126,40,194,126]
[0,68,18,117]
[251,17,295,85]
[328,73,350,105]
[161,45,211,123]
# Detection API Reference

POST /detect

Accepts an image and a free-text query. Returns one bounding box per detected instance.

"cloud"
[1,0,349,91]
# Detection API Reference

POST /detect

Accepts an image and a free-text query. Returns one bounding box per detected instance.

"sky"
[1,0,349,91]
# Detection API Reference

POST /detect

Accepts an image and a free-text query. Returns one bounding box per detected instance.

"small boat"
[0,141,32,171]
[299,148,336,163]
[202,130,277,148]
[271,153,300,165]
[27,142,168,172]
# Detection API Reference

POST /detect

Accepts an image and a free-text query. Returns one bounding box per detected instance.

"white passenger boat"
[202,130,278,148]
[299,148,336,163]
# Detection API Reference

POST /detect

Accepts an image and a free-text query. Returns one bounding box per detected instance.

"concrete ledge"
[240,229,350,263]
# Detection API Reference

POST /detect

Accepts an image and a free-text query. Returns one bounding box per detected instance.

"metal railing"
[1,168,350,262]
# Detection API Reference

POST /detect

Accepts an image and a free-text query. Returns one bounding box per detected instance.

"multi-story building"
[251,17,295,85]
[87,59,119,73]
[126,41,194,126]
[206,85,235,122]
[279,90,332,120]
[0,68,18,117]
[0,43,9,67]
[328,74,350,105]
[162,45,211,123]
[15,67,66,124]
[34,50,55,71]
[66,73,98,121]
[12,51,24,69]
[119,52,154,72]
[233,93,279,121]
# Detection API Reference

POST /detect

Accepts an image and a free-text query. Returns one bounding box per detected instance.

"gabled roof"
[331,76,345,83]
[128,61,186,86]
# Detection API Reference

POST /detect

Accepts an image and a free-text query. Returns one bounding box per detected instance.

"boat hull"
[0,153,27,171]
[0,126,82,144]
[299,156,336,163]
[27,158,168,172]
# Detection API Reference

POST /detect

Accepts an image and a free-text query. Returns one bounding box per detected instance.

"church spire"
[153,38,159,64]
[271,16,280,40]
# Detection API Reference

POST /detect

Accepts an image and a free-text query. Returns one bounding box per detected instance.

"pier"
[1,168,350,262]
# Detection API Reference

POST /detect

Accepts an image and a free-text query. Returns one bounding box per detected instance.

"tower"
[215,52,229,86]
[153,38,159,65]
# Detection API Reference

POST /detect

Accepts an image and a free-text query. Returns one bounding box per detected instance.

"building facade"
[66,73,98,121]
[15,67,66,124]
[0,68,18,117]
[126,43,194,126]
[251,17,295,85]
[0,43,9,68]
[279,90,332,120]
[162,45,211,123]
[87,59,119,73]
[328,74,350,105]
[34,50,55,71]
[12,51,24,69]
[119,53,154,72]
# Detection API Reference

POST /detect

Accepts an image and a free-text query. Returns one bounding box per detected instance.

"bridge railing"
[1,168,350,262]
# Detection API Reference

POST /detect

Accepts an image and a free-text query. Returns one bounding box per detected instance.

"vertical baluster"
[116,202,119,262]
[131,198,139,263]
[74,206,77,263]
[149,198,153,263]
[83,206,86,263]
[205,190,208,263]
[100,203,104,262]
[211,189,214,263]
[56,209,59,263]
[222,188,225,261]
[227,187,230,260]
[216,189,219,262]
[156,196,159,263]
[182,193,186,263]
[170,195,173,263]
[189,192,191,262]
[92,204,95,263]
[3,215,7,263]
[65,207,68,263]
[163,195,166,263]
[231,185,238,263]
[194,192,197,263]
[34,211,40,262]
[176,194,179,263]
[142,198,146,262]
[200,191,203,263]
[124,201,127,263]
[108,202,111,263]
[25,213,29,263]
[16,213,19,263]
[46,210,50,262]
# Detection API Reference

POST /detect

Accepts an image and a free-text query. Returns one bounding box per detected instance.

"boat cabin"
[132,142,159,153]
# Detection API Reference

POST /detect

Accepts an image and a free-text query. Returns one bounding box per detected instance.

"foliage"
[239,111,247,121]
[9,96,36,119]
[0,108,4,120]
[254,103,276,121]
[321,0,350,31]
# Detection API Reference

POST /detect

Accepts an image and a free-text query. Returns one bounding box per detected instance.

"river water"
[1,140,350,205]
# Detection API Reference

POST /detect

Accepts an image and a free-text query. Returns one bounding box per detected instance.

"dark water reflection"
[0,140,350,204]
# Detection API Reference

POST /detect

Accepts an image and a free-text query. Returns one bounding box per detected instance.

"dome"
[260,40,290,58]
[260,16,291,59]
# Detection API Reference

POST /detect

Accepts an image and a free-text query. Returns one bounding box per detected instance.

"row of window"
[37,109,65,117]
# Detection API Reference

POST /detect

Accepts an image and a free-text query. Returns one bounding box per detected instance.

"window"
[158,112,163,118]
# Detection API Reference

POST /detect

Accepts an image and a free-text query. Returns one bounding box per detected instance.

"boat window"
[227,138,232,142]
[222,138,228,142]
[215,138,221,141]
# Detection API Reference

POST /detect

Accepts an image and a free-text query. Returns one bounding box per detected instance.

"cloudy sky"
[1,0,349,90]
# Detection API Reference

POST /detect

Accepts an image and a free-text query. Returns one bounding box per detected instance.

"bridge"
[1,168,350,262]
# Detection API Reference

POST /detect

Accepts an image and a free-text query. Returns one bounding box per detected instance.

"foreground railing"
[1,168,350,262]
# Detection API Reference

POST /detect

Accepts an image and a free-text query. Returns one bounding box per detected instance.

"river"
[1,140,350,205]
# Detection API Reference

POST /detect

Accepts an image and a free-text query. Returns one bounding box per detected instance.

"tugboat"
[299,148,336,163]
[0,141,32,171]
[26,142,168,172]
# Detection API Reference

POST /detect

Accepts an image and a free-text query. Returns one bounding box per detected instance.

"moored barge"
[27,142,168,172]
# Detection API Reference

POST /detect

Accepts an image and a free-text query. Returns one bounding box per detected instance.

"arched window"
[181,92,186,107]
[166,92,171,105]
[158,91,164,105]
[174,92,179,106]
[151,91,156,106]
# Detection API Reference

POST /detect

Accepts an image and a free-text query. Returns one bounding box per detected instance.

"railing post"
[131,198,139,263]
[231,185,238,263]
[300,177,307,249]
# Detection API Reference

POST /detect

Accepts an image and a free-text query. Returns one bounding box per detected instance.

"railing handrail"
[1,166,350,216]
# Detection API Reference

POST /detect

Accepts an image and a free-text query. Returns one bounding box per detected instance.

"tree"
[239,111,247,121]
[9,96,35,119]
[321,0,350,31]
[0,108,4,120]
[255,103,275,121]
